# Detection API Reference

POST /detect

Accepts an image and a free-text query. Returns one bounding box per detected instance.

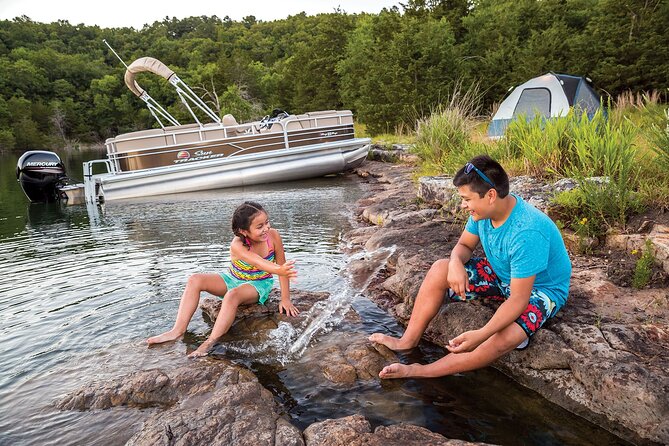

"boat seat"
[163,123,202,144]
[222,114,252,135]
[305,110,342,127]
[222,114,239,127]
[112,128,168,151]
[286,114,309,131]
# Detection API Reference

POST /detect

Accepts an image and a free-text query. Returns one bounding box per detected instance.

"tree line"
[0,0,667,151]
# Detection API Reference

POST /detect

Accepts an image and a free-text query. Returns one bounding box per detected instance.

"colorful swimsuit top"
[229,239,275,281]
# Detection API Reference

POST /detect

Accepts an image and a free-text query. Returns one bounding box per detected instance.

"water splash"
[223,245,397,366]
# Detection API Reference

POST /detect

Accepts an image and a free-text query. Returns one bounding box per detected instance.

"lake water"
[0,150,630,445]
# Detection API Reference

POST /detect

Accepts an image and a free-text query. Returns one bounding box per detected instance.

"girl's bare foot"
[369,333,416,351]
[188,340,214,358]
[379,363,413,379]
[147,329,183,345]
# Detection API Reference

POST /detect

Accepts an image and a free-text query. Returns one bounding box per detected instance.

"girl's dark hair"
[453,155,510,198]
[231,201,267,246]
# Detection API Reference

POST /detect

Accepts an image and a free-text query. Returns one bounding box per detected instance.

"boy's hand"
[279,299,300,317]
[277,260,298,281]
[446,329,486,353]
[447,260,469,299]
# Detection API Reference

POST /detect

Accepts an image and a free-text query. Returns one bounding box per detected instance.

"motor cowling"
[17,151,67,203]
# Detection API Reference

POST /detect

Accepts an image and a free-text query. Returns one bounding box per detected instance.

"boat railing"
[83,158,114,203]
[104,111,355,171]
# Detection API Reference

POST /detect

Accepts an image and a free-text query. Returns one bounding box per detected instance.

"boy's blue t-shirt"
[464,194,572,306]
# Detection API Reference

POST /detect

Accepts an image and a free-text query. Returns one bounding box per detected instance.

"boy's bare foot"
[147,329,183,345]
[369,333,416,351]
[187,340,214,358]
[379,363,413,379]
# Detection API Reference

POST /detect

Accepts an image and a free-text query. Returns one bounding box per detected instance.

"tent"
[488,72,602,138]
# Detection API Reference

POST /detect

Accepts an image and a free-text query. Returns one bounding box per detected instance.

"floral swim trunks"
[448,257,563,347]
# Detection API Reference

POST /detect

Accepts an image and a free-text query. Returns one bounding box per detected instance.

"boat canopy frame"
[104,40,221,129]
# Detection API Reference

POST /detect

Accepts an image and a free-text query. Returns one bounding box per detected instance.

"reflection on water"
[0,151,630,446]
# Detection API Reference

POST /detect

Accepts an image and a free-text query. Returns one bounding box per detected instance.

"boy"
[370,155,571,378]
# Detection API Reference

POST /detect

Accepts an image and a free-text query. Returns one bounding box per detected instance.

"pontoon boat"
[17,55,370,204]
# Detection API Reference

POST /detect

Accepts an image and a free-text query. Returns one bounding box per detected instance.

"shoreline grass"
[377,89,669,235]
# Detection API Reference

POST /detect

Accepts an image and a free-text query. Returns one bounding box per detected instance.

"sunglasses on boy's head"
[464,162,495,189]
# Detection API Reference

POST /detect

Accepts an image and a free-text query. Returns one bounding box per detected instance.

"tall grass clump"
[498,113,572,177]
[568,109,637,177]
[648,106,669,170]
[551,109,644,234]
[412,84,491,175]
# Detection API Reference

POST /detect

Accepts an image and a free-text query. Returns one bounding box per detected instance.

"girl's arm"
[230,234,296,278]
[270,229,299,317]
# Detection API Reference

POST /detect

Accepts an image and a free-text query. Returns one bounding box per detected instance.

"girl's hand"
[279,299,300,317]
[277,260,298,281]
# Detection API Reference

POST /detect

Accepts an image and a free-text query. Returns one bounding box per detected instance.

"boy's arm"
[447,230,479,298]
[447,275,534,353]
[270,229,299,316]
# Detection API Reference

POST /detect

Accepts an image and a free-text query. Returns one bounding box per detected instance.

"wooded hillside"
[1,0,667,150]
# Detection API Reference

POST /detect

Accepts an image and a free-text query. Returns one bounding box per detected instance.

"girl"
[147,201,298,357]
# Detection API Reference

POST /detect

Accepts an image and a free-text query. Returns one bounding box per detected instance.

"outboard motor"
[16,151,67,203]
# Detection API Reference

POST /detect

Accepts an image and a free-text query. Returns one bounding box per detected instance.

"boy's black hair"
[231,201,267,245]
[453,155,510,198]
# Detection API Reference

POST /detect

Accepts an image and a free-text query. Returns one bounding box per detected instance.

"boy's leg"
[378,287,559,379]
[370,259,451,350]
[147,273,228,344]
[189,284,258,357]
[379,322,527,378]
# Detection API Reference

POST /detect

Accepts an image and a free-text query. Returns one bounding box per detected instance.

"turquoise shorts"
[219,271,274,305]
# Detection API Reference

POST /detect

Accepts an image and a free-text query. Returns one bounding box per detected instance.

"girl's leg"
[188,284,259,357]
[147,273,228,344]
[370,259,451,350]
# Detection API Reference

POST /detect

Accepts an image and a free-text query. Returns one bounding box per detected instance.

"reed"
[648,107,669,169]
[615,89,662,110]
[412,83,484,175]
[498,114,571,177]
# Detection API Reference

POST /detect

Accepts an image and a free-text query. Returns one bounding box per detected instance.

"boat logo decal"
[26,161,59,167]
[174,149,225,164]
[320,131,338,137]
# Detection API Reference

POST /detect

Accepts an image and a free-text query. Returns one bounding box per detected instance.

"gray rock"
[303,414,490,446]
[126,381,304,446]
[57,360,255,411]
[367,144,418,164]
[418,176,459,208]
[299,333,397,385]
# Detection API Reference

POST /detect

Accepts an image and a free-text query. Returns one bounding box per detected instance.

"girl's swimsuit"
[220,239,275,304]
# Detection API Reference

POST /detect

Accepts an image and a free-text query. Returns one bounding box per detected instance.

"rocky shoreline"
[345,161,669,445]
[54,159,668,445]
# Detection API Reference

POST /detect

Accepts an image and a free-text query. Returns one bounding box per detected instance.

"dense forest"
[0,0,667,151]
